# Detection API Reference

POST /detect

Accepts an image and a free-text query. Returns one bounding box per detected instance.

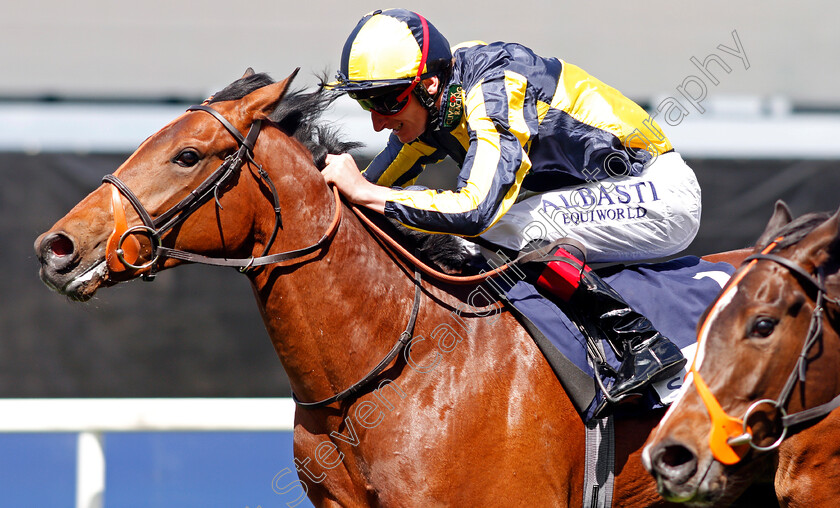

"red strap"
[536,248,591,301]
[395,13,430,102]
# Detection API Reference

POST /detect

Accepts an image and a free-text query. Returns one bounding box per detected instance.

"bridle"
[692,240,840,465]
[102,104,342,280]
[102,103,422,410]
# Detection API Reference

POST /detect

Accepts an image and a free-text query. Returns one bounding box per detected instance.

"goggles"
[350,86,413,116]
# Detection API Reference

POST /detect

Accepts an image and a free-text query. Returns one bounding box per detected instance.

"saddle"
[500,255,734,421]
[357,209,734,421]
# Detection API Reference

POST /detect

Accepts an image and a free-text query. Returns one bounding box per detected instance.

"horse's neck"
[247,165,416,402]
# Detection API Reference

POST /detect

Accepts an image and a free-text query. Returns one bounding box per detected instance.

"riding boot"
[531,247,687,402]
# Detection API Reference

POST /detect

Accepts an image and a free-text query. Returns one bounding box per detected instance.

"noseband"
[102,104,342,279]
[693,243,840,464]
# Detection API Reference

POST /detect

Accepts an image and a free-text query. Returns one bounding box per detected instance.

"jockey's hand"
[322,153,388,213]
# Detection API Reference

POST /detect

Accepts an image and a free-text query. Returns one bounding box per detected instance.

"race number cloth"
[504,256,734,420]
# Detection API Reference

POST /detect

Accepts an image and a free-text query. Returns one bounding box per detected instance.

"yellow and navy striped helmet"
[329,9,451,94]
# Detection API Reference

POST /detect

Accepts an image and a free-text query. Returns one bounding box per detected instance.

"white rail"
[0,398,296,508]
[7,99,840,159]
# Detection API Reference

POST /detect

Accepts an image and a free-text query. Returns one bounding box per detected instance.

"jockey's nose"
[370,111,388,132]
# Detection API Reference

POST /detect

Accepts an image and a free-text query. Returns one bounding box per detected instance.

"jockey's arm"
[322,133,443,215]
[325,80,532,237]
[322,153,388,213]
[375,75,533,237]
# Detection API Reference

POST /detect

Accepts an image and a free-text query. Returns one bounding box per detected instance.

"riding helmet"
[328,9,452,94]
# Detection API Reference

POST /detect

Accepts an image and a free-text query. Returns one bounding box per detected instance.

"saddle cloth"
[502,255,735,421]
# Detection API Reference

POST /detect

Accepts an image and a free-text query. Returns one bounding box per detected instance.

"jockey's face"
[369,93,428,143]
[369,76,440,144]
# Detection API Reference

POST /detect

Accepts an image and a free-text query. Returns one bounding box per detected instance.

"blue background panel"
[0,433,76,508]
[0,432,316,508]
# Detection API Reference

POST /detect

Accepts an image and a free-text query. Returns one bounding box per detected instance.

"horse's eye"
[750,317,776,338]
[174,149,201,168]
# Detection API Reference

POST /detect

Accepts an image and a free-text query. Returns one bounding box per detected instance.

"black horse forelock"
[208,72,362,169]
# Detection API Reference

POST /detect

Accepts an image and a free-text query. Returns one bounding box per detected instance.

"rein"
[103,104,342,279]
[349,204,580,285]
[692,241,840,464]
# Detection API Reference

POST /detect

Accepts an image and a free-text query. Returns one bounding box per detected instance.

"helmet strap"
[413,82,441,128]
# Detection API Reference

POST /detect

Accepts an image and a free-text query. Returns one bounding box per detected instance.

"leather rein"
[103,103,519,284]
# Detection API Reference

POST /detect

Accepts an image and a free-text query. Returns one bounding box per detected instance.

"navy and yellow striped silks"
[364,42,673,236]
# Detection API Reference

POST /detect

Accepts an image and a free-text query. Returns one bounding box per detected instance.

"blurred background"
[2,1,839,506]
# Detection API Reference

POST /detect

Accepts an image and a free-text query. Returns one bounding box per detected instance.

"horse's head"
[34,69,327,301]
[643,200,840,504]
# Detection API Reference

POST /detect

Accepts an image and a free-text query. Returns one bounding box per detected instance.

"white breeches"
[479,152,702,263]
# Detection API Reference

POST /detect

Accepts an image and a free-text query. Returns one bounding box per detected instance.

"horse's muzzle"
[645,438,728,506]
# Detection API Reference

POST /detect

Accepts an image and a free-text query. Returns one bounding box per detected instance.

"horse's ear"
[756,200,794,247]
[818,206,840,292]
[240,68,300,120]
[792,206,840,269]
[241,67,256,79]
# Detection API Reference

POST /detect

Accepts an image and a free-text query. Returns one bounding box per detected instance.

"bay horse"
[35,69,753,507]
[644,201,840,506]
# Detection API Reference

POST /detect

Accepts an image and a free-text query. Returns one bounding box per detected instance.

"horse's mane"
[210,72,477,275]
[357,207,482,275]
[209,72,362,169]
[761,211,833,251]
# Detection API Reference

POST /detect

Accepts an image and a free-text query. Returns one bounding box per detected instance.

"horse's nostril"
[654,443,698,484]
[48,234,74,257]
[40,232,78,271]
[661,444,695,468]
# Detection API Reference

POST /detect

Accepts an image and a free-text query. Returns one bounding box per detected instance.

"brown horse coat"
[36,71,761,507]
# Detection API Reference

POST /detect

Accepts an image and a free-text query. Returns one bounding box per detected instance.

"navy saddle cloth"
[503,255,735,420]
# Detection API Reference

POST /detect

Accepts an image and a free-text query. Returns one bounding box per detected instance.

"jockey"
[323,9,701,410]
